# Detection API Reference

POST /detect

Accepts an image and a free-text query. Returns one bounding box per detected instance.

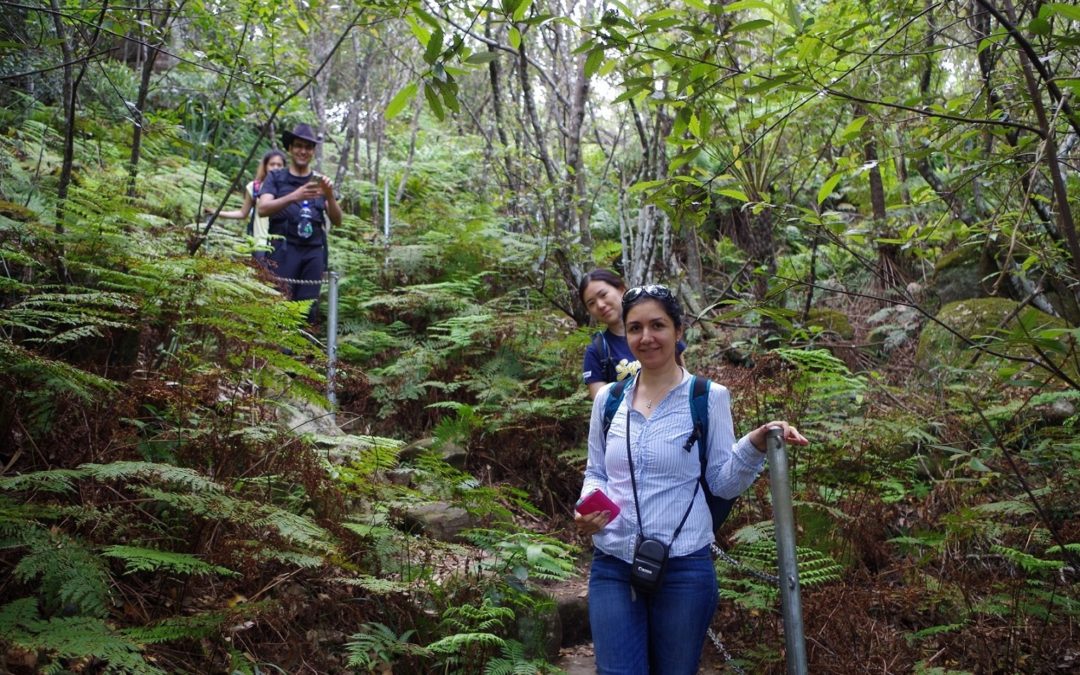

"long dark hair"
[255,149,287,183]
[577,268,626,303]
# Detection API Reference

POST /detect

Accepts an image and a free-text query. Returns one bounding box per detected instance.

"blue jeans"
[589,546,718,675]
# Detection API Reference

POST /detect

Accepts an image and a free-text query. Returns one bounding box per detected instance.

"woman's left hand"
[749,421,808,452]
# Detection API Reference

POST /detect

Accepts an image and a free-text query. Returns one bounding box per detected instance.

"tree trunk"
[50,0,108,231]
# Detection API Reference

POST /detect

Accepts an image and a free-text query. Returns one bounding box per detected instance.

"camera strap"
[626,404,699,546]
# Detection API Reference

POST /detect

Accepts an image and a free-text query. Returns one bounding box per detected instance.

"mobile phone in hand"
[576,489,620,520]
[308,173,322,184]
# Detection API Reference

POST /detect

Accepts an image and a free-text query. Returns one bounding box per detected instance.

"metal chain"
[272,275,330,286]
[707,628,747,675]
[712,543,781,585]
[707,543,784,670]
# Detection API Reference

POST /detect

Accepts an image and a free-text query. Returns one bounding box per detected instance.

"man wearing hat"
[257,123,342,321]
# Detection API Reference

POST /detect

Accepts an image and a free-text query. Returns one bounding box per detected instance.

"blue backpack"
[601,374,737,532]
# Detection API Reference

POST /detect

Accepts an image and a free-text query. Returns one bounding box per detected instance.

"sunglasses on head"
[623,284,673,304]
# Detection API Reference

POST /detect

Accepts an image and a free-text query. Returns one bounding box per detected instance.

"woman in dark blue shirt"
[579,269,638,400]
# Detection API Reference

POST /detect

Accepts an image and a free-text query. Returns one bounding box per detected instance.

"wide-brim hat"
[281,123,321,148]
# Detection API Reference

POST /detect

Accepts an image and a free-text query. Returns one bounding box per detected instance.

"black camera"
[630,536,669,594]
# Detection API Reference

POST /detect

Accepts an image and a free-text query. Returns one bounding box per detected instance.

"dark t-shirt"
[260,169,327,247]
[582,331,639,384]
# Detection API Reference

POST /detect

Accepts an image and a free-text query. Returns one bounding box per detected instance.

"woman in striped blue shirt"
[574,284,808,674]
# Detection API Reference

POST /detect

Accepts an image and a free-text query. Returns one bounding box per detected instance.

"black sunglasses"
[623,284,673,304]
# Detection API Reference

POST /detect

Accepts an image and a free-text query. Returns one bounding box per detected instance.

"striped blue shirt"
[582,369,765,562]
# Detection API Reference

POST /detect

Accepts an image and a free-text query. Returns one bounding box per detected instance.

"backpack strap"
[688,374,738,529]
[601,376,631,442]
[682,374,709,453]
[592,331,616,383]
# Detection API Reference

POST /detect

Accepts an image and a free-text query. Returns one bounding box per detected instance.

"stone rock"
[1033,397,1077,425]
[555,590,590,647]
[283,399,341,437]
[400,502,473,543]
[397,437,468,469]
[384,468,416,486]
[514,592,563,662]
[397,437,437,464]
[916,297,1075,382]
[805,307,854,340]
[930,244,988,306]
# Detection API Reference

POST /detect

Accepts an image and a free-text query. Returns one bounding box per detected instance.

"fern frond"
[0,468,85,494]
[345,622,428,670]
[992,544,1066,574]
[484,640,561,675]
[439,599,515,633]
[425,631,505,654]
[250,505,338,554]
[80,461,223,493]
[0,599,164,675]
[121,612,228,644]
[11,528,111,617]
[101,545,237,577]
[329,575,413,594]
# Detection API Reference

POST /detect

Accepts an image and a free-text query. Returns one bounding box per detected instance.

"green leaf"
[839,116,868,141]
[424,28,444,64]
[509,26,521,50]
[718,188,750,202]
[407,17,431,46]
[817,173,843,205]
[731,19,773,32]
[465,51,500,65]
[385,83,417,121]
[1046,3,1080,21]
[584,48,605,78]
[1028,15,1052,35]
[423,82,445,120]
[512,0,534,21]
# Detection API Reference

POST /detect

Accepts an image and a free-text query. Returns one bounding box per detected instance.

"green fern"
[461,528,577,582]
[121,612,228,644]
[425,631,506,654]
[101,545,237,577]
[0,598,164,675]
[80,461,223,493]
[345,621,428,671]
[439,599,515,634]
[9,527,111,617]
[483,639,561,674]
[991,544,1067,574]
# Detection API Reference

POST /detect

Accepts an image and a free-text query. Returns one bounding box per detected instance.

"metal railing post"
[326,271,339,420]
[766,427,807,675]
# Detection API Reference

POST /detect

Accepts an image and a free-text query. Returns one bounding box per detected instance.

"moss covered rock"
[806,307,854,340]
[931,244,988,306]
[0,199,36,222]
[916,297,1075,382]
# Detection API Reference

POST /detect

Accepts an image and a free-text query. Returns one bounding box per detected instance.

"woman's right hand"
[574,509,611,537]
